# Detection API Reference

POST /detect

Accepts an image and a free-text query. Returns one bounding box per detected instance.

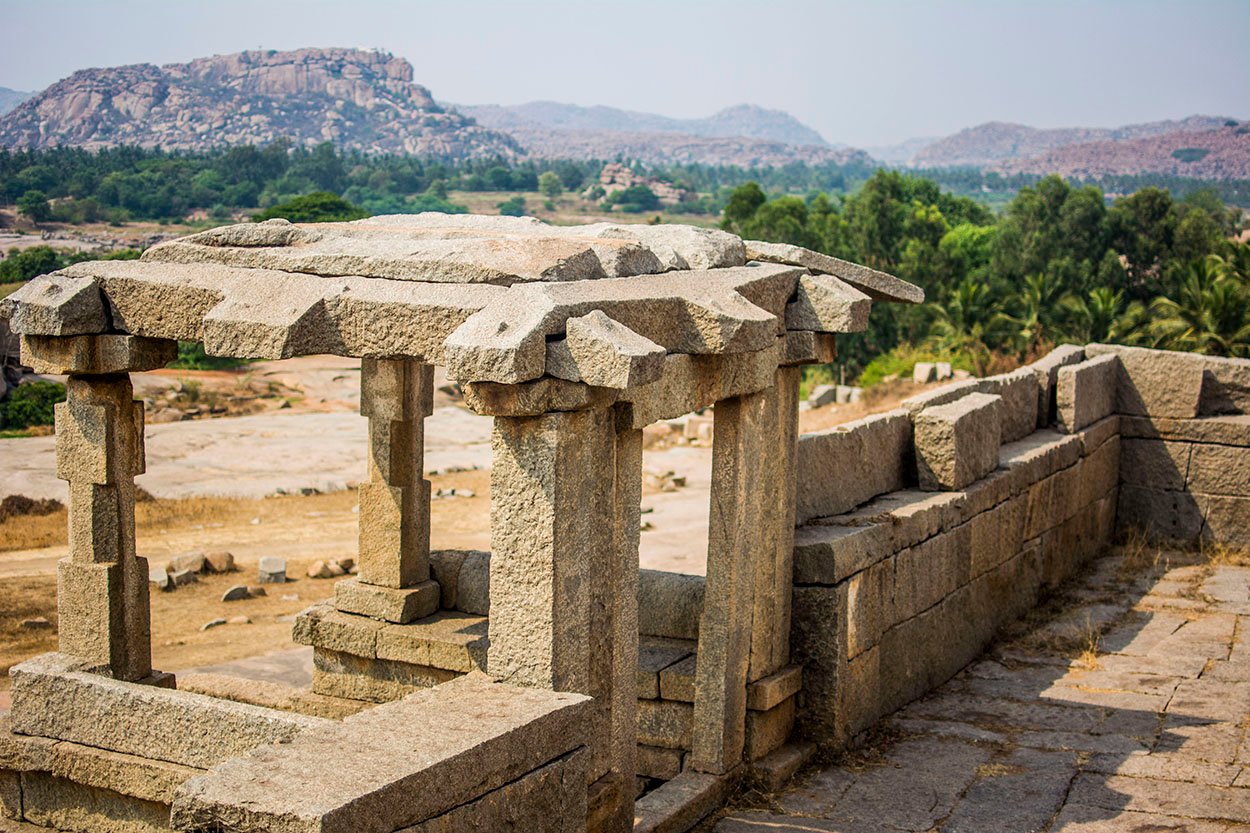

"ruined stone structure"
[1,215,1247,833]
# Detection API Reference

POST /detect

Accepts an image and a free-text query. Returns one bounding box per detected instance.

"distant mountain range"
[0,87,32,116]
[911,116,1237,168]
[1,48,1246,180]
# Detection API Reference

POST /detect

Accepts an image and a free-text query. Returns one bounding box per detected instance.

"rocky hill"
[460,101,831,147]
[0,87,32,117]
[0,48,520,160]
[913,115,1237,169]
[992,123,1250,180]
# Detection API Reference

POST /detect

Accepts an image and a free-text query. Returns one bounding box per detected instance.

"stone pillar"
[336,358,438,623]
[488,406,639,830]
[24,334,178,682]
[691,375,792,774]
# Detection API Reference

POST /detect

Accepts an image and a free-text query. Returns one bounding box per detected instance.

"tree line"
[721,172,1249,374]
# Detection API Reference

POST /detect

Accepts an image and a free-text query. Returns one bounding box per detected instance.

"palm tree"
[1147,256,1250,357]
[1062,286,1135,343]
[1003,274,1065,355]
[927,277,1011,373]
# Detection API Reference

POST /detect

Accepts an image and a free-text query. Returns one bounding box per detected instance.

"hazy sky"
[1,0,1247,148]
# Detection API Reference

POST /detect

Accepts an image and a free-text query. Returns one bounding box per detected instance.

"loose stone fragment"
[258,556,287,583]
[201,618,226,631]
[203,551,235,573]
[221,585,251,602]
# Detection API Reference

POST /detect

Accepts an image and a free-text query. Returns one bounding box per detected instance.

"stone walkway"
[713,551,1250,832]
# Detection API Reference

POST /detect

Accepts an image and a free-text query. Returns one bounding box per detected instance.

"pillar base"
[334,578,440,624]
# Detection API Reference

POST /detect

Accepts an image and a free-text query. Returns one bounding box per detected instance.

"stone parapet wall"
[788,343,1249,750]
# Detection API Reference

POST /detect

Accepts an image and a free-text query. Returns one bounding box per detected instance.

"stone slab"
[1,274,109,337]
[1086,343,1205,418]
[744,239,924,303]
[22,335,176,376]
[333,578,439,624]
[1056,353,1119,433]
[796,409,914,523]
[792,522,892,586]
[9,653,327,770]
[170,673,591,833]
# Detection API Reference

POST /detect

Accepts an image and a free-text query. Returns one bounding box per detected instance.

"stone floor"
[712,551,1250,832]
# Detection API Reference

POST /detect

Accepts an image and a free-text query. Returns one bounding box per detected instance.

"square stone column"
[336,358,439,623]
[488,406,640,832]
[691,370,795,775]
[24,334,178,682]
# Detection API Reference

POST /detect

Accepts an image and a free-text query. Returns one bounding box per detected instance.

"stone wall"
[788,344,1249,748]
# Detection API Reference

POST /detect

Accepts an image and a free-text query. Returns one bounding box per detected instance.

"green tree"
[252,192,368,223]
[538,171,563,199]
[497,196,527,217]
[1146,256,1250,357]
[719,182,766,233]
[16,190,52,223]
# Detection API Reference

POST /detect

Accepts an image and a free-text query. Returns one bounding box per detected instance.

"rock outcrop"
[0,48,520,160]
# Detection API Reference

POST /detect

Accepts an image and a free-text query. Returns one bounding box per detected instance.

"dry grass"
[1202,540,1250,567]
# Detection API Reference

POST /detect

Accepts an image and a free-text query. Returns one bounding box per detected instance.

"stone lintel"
[1,273,109,336]
[21,334,176,375]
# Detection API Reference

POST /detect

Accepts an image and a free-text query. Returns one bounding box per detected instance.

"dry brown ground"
[0,469,491,689]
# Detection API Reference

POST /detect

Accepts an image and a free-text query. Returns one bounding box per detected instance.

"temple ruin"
[1,214,1248,833]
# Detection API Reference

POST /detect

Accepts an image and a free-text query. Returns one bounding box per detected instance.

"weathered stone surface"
[311,649,457,703]
[445,264,800,384]
[844,554,894,657]
[902,378,982,416]
[1199,353,1250,414]
[1057,353,1119,433]
[744,696,795,761]
[23,335,176,376]
[334,579,440,625]
[543,309,666,389]
[637,638,695,700]
[257,556,286,583]
[792,522,891,586]
[617,345,783,429]
[780,330,837,367]
[399,748,587,833]
[1118,485,1205,543]
[1120,438,1191,491]
[57,557,152,683]
[462,375,616,417]
[632,771,730,833]
[636,745,685,781]
[637,700,694,750]
[638,569,704,641]
[913,361,937,383]
[914,392,1002,491]
[977,368,1039,443]
[784,273,871,333]
[1186,443,1250,495]
[1,274,109,336]
[658,655,697,703]
[1087,342,1205,418]
[998,430,1083,494]
[170,673,591,833]
[18,770,172,833]
[795,408,915,523]
[1121,414,1250,446]
[745,665,802,713]
[454,550,491,615]
[744,240,924,303]
[1029,343,1085,427]
[10,653,327,770]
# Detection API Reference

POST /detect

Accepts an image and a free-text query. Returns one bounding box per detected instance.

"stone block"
[1087,343,1204,418]
[19,771,171,833]
[845,555,894,658]
[784,273,871,333]
[745,665,802,712]
[1120,414,1250,445]
[636,745,684,781]
[795,408,915,523]
[292,603,384,659]
[1079,434,1120,508]
[544,309,666,389]
[892,523,971,622]
[1056,354,1119,433]
[744,240,924,303]
[428,549,470,609]
[1,273,109,336]
[375,612,489,673]
[1120,438,1191,491]
[1117,485,1205,543]
[0,769,18,820]
[914,392,1002,491]
[1028,344,1085,427]
[638,569,703,640]
[1199,355,1250,414]
[744,696,796,761]
[311,649,458,703]
[334,578,439,624]
[788,586,842,740]
[22,334,176,376]
[171,673,591,833]
[780,330,837,366]
[658,655,697,702]
[969,496,1025,579]
[998,430,1083,493]
[637,638,694,700]
[356,481,430,589]
[975,368,1038,443]
[1187,444,1250,495]
[792,522,892,586]
[913,362,936,384]
[10,653,328,770]
[1196,494,1250,548]
[637,700,694,750]
[257,555,286,583]
[57,558,151,682]
[807,383,836,407]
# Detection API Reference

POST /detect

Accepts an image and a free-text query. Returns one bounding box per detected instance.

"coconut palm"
[1147,256,1250,357]
[927,277,1011,373]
